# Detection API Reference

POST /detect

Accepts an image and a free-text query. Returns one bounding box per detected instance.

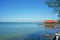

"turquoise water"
[0,22,59,40]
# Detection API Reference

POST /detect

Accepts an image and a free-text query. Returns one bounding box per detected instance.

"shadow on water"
[24,25,59,40]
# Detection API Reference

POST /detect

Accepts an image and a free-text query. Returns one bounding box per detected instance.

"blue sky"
[0,0,58,22]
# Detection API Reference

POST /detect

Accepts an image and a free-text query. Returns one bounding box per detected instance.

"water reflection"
[24,25,57,40]
[45,25,55,29]
[44,24,60,40]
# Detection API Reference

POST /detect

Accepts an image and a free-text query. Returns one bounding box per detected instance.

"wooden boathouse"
[44,20,55,28]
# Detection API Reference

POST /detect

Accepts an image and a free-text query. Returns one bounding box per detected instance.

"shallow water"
[0,22,59,40]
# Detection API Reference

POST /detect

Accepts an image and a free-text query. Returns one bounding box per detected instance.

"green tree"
[45,0,60,23]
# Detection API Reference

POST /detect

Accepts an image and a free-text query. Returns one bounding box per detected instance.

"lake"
[0,22,59,40]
